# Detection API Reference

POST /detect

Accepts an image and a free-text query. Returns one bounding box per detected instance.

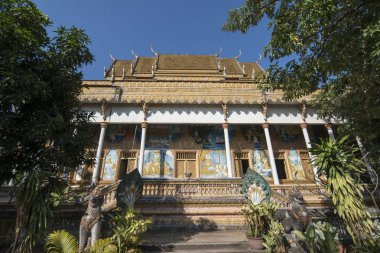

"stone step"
[140,230,261,253]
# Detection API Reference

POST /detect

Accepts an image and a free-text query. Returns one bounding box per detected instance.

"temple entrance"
[241,159,249,175]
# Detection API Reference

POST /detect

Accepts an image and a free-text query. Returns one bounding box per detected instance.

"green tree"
[311,136,373,244]
[223,0,380,156]
[0,0,94,251]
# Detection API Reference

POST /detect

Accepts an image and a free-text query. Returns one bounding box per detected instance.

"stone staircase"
[140,230,254,253]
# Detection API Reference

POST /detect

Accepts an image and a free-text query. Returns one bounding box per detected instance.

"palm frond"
[45,230,78,253]
[87,237,117,253]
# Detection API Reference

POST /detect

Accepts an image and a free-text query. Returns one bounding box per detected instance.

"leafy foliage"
[242,200,278,238]
[110,209,152,253]
[87,238,117,253]
[0,0,94,251]
[45,209,152,253]
[310,136,373,244]
[294,222,338,253]
[262,221,286,253]
[46,230,78,253]
[45,230,116,253]
[223,0,380,154]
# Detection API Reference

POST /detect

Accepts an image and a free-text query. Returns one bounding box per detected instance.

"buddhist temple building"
[79,51,334,184]
[73,50,350,228]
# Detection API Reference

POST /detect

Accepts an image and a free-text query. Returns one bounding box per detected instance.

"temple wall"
[82,105,326,124]
[76,122,324,185]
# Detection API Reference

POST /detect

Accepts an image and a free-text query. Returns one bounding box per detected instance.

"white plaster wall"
[82,104,326,125]
[227,105,264,124]
[267,106,302,124]
[305,107,325,124]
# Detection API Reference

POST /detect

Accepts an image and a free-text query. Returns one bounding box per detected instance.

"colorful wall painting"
[102,149,118,181]
[163,150,174,178]
[106,125,127,143]
[142,149,174,178]
[145,125,183,148]
[143,150,161,178]
[199,150,228,178]
[288,149,305,179]
[189,125,235,149]
[252,150,272,179]
[274,125,299,143]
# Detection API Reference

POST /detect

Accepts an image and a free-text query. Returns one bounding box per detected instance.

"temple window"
[274,152,288,180]
[120,151,137,177]
[176,151,197,178]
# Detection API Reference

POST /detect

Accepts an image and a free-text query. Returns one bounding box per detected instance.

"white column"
[300,123,319,183]
[262,123,280,185]
[356,136,377,184]
[92,122,107,185]
[324,123,336,141]
[137,122,148,175]
[223,123,234,178]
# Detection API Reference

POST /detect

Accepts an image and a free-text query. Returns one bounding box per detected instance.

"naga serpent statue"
[242,167,271,204]
[242,168,311,233]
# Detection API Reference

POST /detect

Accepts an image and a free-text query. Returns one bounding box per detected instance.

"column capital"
[324,122,332,129]
[222,122,229,129]
[300,123,308,129]
[141,122,148,129]
[262,122,270,129]
[100,122,108,128]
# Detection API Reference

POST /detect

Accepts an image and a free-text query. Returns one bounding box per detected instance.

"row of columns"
[90,121,372,186]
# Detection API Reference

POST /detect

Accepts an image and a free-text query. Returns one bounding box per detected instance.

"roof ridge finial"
[131,49,139,60]
[256,53,262,63]
[150,46,159,57]
[215,47,223,57]
[234,49,242,60]
[110,51,116,61]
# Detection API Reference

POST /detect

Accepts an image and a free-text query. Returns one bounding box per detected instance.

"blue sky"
[33,0,272,80]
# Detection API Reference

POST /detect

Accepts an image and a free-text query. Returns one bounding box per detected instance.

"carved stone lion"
[79,188,103,252]
[276,188,311,233]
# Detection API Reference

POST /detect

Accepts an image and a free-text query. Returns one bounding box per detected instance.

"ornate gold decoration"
[141,122,148,129]
[171,127,202,150]
[81,81,315,105]
[221,103,228,122]
[300,103,307,122]
[230,126,251,150]
[142,102,148,121]
[262,103,268,122]
[101,103,108,121]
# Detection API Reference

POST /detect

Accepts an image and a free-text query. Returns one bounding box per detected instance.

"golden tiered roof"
[104,54,264,80]
[82,53,313,104]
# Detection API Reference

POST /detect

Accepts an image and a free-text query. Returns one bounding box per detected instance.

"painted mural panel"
[199,150,228,178]
[103,149,118,181]
[145,125,183,148]
[163,150,175,178]
[272,125,304,150]
[143,150,161,178]
[189,125,235,149]
[142,150,174,178]
[288,149,305,179]
[252,150,272,179]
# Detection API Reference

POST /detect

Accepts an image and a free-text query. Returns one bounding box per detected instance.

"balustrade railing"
[141,179,243,198]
